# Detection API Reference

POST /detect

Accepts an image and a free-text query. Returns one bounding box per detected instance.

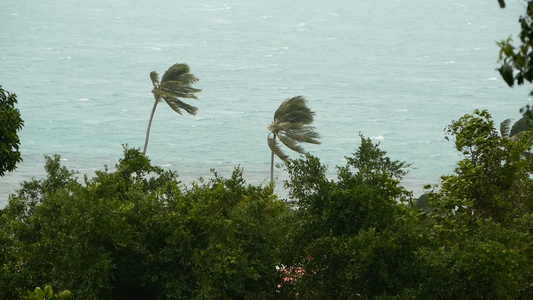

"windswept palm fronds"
[143,63,201,156]
[267,96,320,183]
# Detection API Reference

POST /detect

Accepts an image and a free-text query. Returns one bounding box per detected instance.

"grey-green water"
[1,0,531,205]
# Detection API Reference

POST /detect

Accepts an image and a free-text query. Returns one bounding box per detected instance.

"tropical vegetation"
[0,85,24,177]
[3,2,533,298]
[497,0,533,89]
[143,63,201,156]
[267,96,320,183]
[25,285,71,300]
[2,110,533,298]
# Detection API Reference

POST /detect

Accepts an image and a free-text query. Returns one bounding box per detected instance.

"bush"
[0,147,290,299]
[0,85,24,176]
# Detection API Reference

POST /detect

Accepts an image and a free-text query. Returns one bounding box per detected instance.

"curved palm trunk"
[270,133,276,184]
[143,99,159,156]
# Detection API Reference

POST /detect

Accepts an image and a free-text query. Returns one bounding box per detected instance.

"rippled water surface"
[1,0,531,205]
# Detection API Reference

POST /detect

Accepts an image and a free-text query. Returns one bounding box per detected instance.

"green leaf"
[36,288,45,300]
[500,118,512,137]
[161,63,198,83]
[56,290,72,299]
[150,71,159,87]
[163,96,198,115]
[498,63,514,87]
[278,134,306,154]
[44,285,53,297]
[268,133,288,161]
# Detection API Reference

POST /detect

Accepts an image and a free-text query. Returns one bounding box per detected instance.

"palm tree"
[267,96,320,183]
[500,117,533,156]
[143,63,201,156]
[501,117,533,141]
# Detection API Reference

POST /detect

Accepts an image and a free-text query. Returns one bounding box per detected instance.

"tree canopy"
[2,120,533,298]
[0,147,290,299]
[0,85,24,177]
[497,1,533,90]
[3,4,533,297]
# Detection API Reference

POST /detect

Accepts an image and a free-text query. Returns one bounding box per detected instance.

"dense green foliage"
[2,112,533,298]
[497,0,533,88]
[497,0,533,119]
[278,136,422,299]
[0,85,24,176]
[4,4,533,298]
[439,110,533,222]
[0,147,290,299]
[422,110,533,299]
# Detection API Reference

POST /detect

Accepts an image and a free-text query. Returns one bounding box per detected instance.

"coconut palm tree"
[267,96,320,183]
[500,117,533,156]
[143,63,201,156]
[501,117,533,141]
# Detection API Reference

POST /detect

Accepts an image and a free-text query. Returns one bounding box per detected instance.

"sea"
[1,0,531,206]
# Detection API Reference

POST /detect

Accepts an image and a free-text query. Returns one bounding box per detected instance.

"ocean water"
[1,0,531,205]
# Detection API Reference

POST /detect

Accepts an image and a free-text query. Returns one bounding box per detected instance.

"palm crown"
[500,117,533,157]
[501,117,533,141]
[143,63,201,155]
[267,96,320,183]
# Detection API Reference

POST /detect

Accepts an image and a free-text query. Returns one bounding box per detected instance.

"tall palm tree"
[143,63,201,156]
[267,96,320,183]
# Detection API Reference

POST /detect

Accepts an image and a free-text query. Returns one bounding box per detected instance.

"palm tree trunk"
[143,100,159,156]
[270,134,276,184]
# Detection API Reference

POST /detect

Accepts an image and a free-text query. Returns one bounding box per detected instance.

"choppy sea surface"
[1,0,531,205]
